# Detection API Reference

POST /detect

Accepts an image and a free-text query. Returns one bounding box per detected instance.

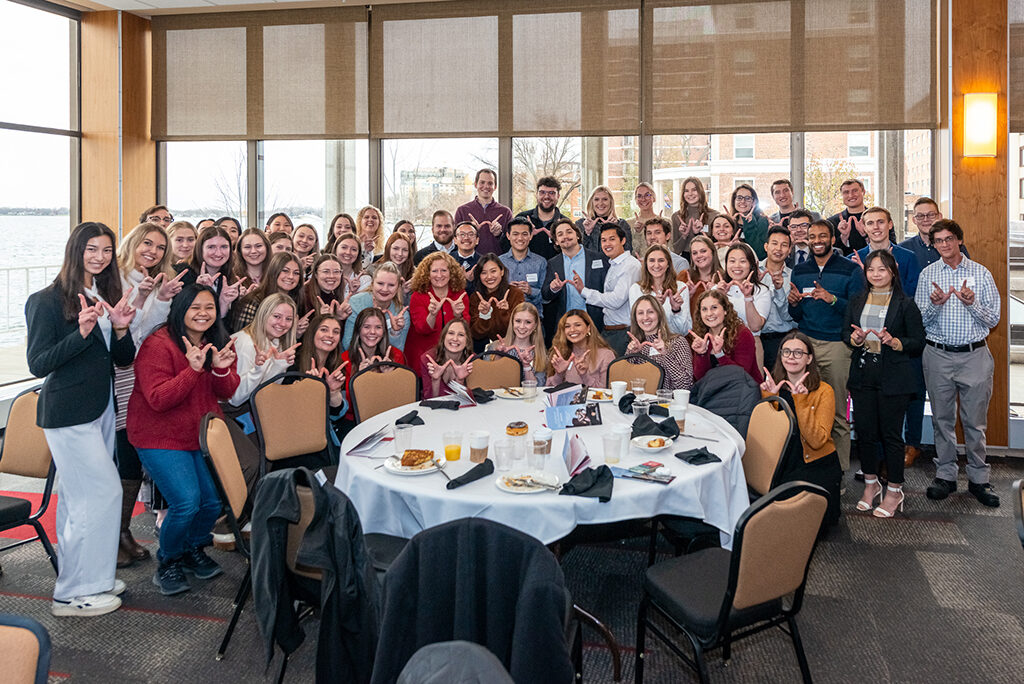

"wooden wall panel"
[120,12,155,233]
[951,0,1009,446]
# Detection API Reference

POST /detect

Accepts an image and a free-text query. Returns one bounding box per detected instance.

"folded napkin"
[471,387,495,404]
[419,399,460,411]
[674,446,721,466]
[558,465,613,502]
[617,393,669,417]
[631,414,680,440]
[395,410,425,426]
[446,459,494,490]
[544,381,577,394]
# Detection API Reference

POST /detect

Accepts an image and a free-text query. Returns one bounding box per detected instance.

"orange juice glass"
[443,431,462,461]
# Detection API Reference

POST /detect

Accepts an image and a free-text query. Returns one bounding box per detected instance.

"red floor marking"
[0,491,147,542]
[0,590,227,623]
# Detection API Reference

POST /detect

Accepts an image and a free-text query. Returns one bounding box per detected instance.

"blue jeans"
[137,448,222,564]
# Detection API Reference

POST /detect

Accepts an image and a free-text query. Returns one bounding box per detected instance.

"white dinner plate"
[630,435,674,453]
[383,455,443,476]
[494,387,527,400]
[587,388,614,403]
[495,471,560,494]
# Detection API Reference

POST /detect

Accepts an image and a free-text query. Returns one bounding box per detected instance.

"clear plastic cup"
[630,377,647,397]
[521,379,538,403]
[493,438,515,472]
[673,389,691,409]
[443,431,462,461]
[530,427,553,470]
[602,433,625,464]
[393,423,414,456]
[656,389,673,406]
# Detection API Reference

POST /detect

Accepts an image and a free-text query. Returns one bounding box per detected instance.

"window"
[848,132,871,157]
[165,141,248,227]
[733,134,755,159]
[0,0,80,384]
[261,140,369,242]
[734,178,754,189]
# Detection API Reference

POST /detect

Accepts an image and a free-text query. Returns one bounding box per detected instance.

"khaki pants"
[810,338,852,471]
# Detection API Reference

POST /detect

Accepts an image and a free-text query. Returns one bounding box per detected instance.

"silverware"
[680,433,720,443]
[502,386,523,396]
[507,476,560,491]
[433,459,453,482]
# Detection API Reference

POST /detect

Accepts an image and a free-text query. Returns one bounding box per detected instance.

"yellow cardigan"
[762,384,836,463]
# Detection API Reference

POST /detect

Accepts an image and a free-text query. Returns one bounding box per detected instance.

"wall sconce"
[963,93,997,157]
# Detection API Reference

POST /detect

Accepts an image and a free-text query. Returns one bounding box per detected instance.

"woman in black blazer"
[843,250,925,519]
[25,222,138,617]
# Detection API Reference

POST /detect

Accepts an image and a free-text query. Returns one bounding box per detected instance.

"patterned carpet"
[1,454,1023,683]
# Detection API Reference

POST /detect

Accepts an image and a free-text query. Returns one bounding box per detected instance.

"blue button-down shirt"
[561,248,588,313]
[500,249,547,314]
[914,256,1000,346]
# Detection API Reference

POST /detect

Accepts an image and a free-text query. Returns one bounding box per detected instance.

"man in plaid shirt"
[914,220,1001,507]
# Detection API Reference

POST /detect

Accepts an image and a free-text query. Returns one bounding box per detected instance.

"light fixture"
[963,93,997,157]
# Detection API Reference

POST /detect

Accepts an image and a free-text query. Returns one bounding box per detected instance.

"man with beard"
[788,220,865,479]
[541,219,607,342]
[825,179,895,255]
[507,176,564,260]
[454,168,512,257]
[413,210,456,265]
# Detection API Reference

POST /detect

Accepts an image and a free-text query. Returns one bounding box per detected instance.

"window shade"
[153,8,367,140]
[646,0,939,134]
[1011,0,1024,132]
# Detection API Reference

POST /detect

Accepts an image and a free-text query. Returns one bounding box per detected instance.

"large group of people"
[25,169,1002,619]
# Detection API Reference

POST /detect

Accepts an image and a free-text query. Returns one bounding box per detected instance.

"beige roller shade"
[153,8,367,140]
[1011,0,1024,132]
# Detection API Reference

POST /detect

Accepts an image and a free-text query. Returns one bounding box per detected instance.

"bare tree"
[804,156,874,217]
[213,148,247,222]
[511,138,582,214]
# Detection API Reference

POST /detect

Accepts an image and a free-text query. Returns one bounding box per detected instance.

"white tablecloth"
[335,396,749,547]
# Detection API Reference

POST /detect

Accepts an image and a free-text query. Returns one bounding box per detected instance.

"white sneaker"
[51,593,122,617]
[111,579,126,596]
[212,532,236,551]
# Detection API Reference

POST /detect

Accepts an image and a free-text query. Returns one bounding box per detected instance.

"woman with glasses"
[728,184,769,261]
[843,250,925,518]
[629,182,661,257]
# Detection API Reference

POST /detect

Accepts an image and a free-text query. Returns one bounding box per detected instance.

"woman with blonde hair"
[576,185,632,253]
[546,309,614,387]
[629,182,661,257]
[291,223,320,274]
[167,221,198,265]
[356,205,386,266]
[228,293,300,407]
[343,261,409,352]
[671,176,720,255]
[405,251,470,372]
[490,302,547,386]
[231,228,271,286]
[626,294,693,390]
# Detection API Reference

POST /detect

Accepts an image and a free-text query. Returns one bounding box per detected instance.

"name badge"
[592,260,604,269]
[801,287,815,295]
[965,276,976,288]
[526,273,539,283]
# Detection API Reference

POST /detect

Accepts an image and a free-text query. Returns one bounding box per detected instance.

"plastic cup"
[673,389,691,409]
[602,433,625,464]
[630,377,647,397]
[634,399,651,418]
[610,380,628,403]
[669,403,687,433]
[656,389,673,406]
[522,379,538,403]
[530,427,553,470]
[393,423,414,456]
[494,438,514,472]
[443,431,462,461]
[469,430,489,464]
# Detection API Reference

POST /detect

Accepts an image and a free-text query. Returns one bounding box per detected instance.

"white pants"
[43,398,122,600]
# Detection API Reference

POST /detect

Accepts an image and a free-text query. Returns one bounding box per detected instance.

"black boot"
[118,479,151,565]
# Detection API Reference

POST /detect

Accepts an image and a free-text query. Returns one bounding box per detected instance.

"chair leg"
[230,565,250,607]
[787,616,814,684]
[573,604,621,682]
[722,631,731,664]
[647,519,659,567]
[686,631,710,684]
[32,521,59,574]
[275,652,289,684]
[217,570,251,660]
[635,597,648,684]
[572,618,583,682]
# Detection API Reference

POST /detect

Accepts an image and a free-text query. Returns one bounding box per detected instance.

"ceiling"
[66,0,442,15]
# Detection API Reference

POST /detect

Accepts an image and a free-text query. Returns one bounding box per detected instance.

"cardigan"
[228,331,291,407]
[127,327,239,451]
[762,384,836,463]
[468,286,525,343]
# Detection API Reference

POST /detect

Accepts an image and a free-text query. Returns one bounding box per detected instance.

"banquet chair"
[199,413,253,661]
[465,350,522,390]
[350,361,420,422]
[636,482,828,684]
[250,371,337,475]
[607,354,663,391]
[1013,479,1023,550]
[0,613,51,684]
[0,387,58,574]
[742,397,795,497]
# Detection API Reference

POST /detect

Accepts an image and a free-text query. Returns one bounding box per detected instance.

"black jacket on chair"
[842,290,925,394]
[25,285,136,429]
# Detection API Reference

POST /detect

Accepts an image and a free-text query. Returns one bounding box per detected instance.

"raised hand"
[683,217,703,238]
[196,272,221,288]
[531,225,552,241]
[495,290,511,310]
[850,323,868,345]
[650,334,666,354]
[789,371,810,395]
[760,368,780,394]
[182,336,212,372]
[221,277,246,305]
[158,269,188,301]
[337,295,353,320]
[450,292,467,318]
[273,341,301,366]
[549,272,565,293]
[253,346,273,367]
[950,279,975,307]
[574,349,591,374]
[211,338,237,369]
[929,281,952,306]
[518,344,536,365]
[477,292,492,316]
[103,287,138,330]
[667,288,686,313]
[689,331,710,355]
[737,279,755,297]
[851,216,866,236]
[424,353,448,380]
[837,216,852,243]
[877,327,899,349]
[77,293,103,338]
[136,274,159,304]
[386,306,408,332]
[453,353,476,380]
[849,250,863,268]
[626,330,646,354]
[550,348,570,374]
[511,279,531,294]
[810,280,833,303]
[317,296,337,317]
[295,310,314,336]
[427,292,442,316]
[582,216,598,235]
[570,271,585,294]
[787,282,806,305]
[766,268,785,290]
[709,331,725,355]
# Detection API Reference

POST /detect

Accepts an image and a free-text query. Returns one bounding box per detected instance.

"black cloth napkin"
[544,381,576,394]
[559,465,614,503]
[419,399,460,411]
[446,459,494,490]
[675,447,721,466]
[395,410,424,425]
[471,387,495,404]
[617,393,669,417]
[631,414,680,440]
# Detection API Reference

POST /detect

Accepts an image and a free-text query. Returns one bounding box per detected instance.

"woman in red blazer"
[404,252,470,368]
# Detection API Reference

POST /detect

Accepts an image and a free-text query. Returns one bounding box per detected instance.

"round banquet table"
[334,396,750,548]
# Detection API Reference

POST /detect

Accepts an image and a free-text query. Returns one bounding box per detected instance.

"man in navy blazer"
[853,206,920,296]
[541,218,608,343]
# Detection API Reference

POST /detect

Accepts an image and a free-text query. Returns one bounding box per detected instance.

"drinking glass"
[494,438,515,472]
[656,389,673,406]
[630,377,647,397]
[393,423,414,456]
[602,433,625,464]
[521,379,538,403]
[442,431,462,461]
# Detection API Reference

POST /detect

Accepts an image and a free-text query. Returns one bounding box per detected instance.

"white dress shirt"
[582,252,642,327]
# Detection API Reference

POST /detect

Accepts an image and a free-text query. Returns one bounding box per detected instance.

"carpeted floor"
[2,454,1023,683]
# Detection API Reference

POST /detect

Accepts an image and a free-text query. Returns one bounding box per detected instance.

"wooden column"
[950,0,1009,446]
[81,11,154,237]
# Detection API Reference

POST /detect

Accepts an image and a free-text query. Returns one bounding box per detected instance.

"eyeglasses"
[913,212,939,221]
[455,232,477,239]
[537,189,559,198]
[780,348,808,359]
[788,221,811,230]
[148,215,173,224]
[734,195,754,203]
[636,192,654,200]
[932,235,958,245]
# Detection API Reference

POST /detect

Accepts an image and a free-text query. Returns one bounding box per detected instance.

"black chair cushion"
[644,547,781,642]
[364,533,408,573]
[0,495,32,526]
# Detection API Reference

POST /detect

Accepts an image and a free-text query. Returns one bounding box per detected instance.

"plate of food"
[587,388,614,403]
[383,449,441,475]
[495,471,560,494]
[494,386,526,400]
[631,435,674,453]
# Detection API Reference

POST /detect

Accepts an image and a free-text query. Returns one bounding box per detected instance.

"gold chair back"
[0,391,51,479]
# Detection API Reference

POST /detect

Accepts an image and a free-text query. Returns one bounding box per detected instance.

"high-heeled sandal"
[856,478,883,511]
[873,486,905,518]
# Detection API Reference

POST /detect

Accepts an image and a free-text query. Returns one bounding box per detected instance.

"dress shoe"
[854,469,865,482]
[926,478,957,500]
[904,445,922,467]
[967,482,999,508]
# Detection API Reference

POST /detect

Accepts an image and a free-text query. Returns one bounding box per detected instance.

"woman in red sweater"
[404,252,470,368]
[340,307,407,426]
[127,283,239,596]
[689,289,762,384]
